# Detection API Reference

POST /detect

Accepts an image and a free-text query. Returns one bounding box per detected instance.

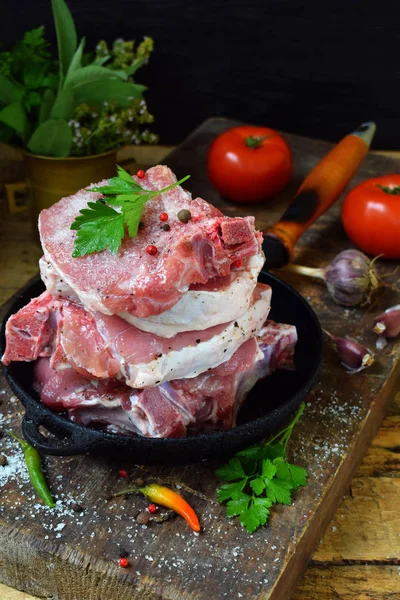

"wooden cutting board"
[1,117,400,600]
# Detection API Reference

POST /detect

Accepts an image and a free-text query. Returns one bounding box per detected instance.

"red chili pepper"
[140,484,200,532]
[136,169,145,179]
[147,503,157,513]
[119,469,128,478]
[233,258,243,268]
[146,245,158,256]
[159,212,168,222]
[119,557,129,568]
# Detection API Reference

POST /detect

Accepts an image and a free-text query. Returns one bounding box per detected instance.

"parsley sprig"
[71,165,190,257]
[216,403,307,533]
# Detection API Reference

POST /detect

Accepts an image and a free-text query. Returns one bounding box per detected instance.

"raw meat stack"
[2,166,297,438]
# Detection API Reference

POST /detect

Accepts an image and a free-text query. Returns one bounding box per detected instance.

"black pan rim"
[0,271,322,454]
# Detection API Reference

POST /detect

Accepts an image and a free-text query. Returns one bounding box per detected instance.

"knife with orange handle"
[262,121,376,269]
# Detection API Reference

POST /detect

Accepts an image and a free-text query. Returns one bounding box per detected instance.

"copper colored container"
[5,149,117,239]
[24,149,117,226]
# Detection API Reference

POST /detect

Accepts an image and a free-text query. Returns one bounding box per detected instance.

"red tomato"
[341,175,400,259]
[207,126,293,203]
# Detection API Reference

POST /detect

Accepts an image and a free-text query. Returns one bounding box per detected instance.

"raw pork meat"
[2,284,272,387]
[39,165,263,318]
[2,162,297,440]
[34,322,297,438]
[119,253,264,336]
[2,292,54,365]
[40,253,265,337]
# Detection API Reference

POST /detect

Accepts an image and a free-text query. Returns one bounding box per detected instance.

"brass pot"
[5,149,118,237]
[24,149,118,214]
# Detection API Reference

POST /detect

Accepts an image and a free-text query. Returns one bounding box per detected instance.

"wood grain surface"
[1,120,400,600]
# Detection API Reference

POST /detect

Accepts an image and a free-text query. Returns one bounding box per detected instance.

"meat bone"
[262,121,376,269]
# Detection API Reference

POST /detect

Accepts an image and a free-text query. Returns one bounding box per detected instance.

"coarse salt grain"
[0,449,30,487]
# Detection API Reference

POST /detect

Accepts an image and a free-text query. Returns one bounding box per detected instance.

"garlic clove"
[324,330,374,373]
[373,305,400,338]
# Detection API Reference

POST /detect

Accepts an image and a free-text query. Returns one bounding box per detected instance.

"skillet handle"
[263,121,376,266]
[21,403,103,456]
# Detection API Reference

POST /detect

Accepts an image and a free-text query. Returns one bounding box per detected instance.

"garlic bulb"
[285,249,380,307]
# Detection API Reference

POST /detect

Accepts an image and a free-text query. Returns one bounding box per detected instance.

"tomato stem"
[376,184,400,195]
[244,134,272,149]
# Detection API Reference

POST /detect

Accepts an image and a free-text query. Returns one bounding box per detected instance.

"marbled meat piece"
[33,322,297,438]
[3,283,271,387]
[40,253,264,337]
[1,292,54,365]
[39,165,263,318]
[118,253,264,336]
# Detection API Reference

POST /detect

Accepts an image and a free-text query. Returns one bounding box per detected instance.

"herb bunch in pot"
[0,0,158,225]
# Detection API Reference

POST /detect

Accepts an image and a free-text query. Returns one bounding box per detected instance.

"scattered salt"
[0,447,30,487]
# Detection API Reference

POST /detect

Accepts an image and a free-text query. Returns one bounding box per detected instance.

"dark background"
[2,1,400,149]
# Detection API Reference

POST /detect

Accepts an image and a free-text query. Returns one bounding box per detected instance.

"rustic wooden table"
[1,143,400,600]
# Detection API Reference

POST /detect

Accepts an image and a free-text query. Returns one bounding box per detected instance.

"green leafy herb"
[27,118,72,157]
[71,165,190,257]
[51,0,78,85]
[0,26,53,80]
[216,403,308,533]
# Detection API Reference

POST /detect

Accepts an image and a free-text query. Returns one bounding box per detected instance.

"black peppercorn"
[177,209,192,223]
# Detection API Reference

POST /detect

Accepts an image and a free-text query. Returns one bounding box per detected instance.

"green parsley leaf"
[241,457,258,477]
[117,164,139,184]
[238,441,285,462]
[273,457,308,490]
[226,493,250,517]
[71,202,124,257]
[265,478,293,505]
[216,457,247,481]
[237,446,263,460]
[260,442,285,460]
[216,403,308,534]
[249,477,265,496]
[71,165,190,257]
[240,497,272,533]
[91,178,142,196]
[288,463,308,488]
[261,459,277,480]
[109,193,148,237]
[217,481,246,503]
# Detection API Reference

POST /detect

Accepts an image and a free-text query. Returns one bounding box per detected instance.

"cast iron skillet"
[0,272,322,465]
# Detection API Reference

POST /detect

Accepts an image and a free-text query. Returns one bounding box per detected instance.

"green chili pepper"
[10,432,55,508]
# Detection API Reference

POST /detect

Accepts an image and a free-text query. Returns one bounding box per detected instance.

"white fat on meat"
[118,253,264,337]
[40,253,265,337]
[39,257,80,303]
[86,283,271,387]
[3,283,271,388]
